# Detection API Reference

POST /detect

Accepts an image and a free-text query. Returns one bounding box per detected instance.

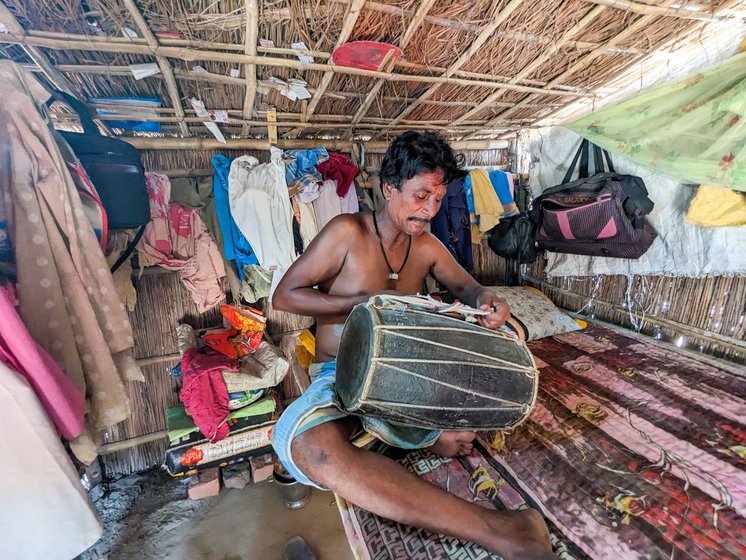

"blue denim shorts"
[271,360,442,490]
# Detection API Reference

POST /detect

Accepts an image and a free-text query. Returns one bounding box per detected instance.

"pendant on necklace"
[388,273,399,281]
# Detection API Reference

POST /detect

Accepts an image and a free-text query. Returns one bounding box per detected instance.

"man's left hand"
[475,291,510,330]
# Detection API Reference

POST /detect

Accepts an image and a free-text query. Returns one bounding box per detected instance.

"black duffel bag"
[532,139,657,259]
[487,213,538,264]
[53,91,150,230]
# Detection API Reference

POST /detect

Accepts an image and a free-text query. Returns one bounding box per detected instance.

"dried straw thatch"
[2,0,744,145]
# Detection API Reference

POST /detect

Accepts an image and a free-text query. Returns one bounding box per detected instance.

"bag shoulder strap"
[561,139,590,184]
[110,225,146,273]
[49,91,100,136]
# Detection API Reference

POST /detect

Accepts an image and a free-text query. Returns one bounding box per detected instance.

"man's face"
[383,170,447,236]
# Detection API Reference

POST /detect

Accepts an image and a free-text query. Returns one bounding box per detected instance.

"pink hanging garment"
[0,281,85,439]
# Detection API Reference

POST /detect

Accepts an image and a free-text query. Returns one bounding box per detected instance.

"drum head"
[336,304,375,408]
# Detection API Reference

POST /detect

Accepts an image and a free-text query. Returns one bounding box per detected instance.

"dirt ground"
[80,469,353,560]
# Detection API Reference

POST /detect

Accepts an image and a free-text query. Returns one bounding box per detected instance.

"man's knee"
[290,420,355,480]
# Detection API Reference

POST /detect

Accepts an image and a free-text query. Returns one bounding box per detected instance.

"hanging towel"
[229,148,296,269]
[316,152,360,197]
[0,281,85,439]
[284,147,329,183]
[488,170,519,216]
[470,169,504,239]
[313,179,343,231]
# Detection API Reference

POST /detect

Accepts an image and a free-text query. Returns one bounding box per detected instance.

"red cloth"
[180,348,238,443]
[315,152,359,197]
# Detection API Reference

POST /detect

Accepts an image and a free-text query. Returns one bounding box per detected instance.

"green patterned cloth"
[568,51,746,191]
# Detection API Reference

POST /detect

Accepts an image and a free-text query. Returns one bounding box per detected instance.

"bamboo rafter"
[374,0,527,138]
[581,0,741,22]
[450,4,607,127]
[0,32,594,98]
[241,0,258,135]
[350,0,438,130]
[299,0,366,129]
[23,60,565,112]
[20,30,592,94]
[121,137,509,151]
[120,0,188,137]
[467,0,681,138]
[0,4,80,98]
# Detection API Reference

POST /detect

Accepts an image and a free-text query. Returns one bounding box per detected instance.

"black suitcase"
[54,92,150,230]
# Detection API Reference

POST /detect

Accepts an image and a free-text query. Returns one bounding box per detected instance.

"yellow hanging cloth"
[470,169,504,242]
[686,185,746,227]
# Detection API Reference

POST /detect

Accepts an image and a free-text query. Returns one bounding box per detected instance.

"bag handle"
[561,139,591,184]
[48,90,100,136]
[592,144,616,174]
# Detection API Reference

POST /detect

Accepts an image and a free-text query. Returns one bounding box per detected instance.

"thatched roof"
[1,0,744,148]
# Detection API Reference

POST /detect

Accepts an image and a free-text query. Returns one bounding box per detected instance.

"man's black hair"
[379,131,466,190]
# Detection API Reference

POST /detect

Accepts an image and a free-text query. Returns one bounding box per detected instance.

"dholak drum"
[336,300,539,431]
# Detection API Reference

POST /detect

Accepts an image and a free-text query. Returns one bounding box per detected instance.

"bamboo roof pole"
[0,33,594,98]
[371,0,527,140]
[580,0,740,22]
[349,0,438,132]
[449,5,607,127]
[25,26,651,59]
[25,63,563,112]
[0,4,78,96]
[241,0,258,136]
[120,0,189,137]
[120,137,509,151]
[287,0,366,138]
[465,0,680,139]
[484,0,741,138]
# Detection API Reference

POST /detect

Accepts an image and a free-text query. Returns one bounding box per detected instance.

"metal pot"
[273,471,311,510]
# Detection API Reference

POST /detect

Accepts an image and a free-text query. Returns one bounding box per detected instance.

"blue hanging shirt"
[211,155,259,279]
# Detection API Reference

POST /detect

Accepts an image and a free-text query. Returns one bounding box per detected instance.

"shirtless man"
[271,131,552,559]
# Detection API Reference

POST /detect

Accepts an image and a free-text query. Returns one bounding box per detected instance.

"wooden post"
[241,0,258,136]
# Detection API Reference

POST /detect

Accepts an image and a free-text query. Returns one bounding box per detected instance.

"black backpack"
[53,92,150,229]
[51,92,150,269]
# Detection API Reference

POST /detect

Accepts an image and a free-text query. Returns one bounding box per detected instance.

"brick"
[249,452,275,483]
[188,467,220,500]
[222,462,252,490]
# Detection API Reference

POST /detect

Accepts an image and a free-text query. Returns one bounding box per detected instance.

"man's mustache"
[408,217,430,223]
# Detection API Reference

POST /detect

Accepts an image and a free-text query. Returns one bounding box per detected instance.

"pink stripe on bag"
[556,212,575,240]
[598,217,617,239]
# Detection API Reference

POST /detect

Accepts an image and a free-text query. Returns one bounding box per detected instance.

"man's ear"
[382,182,397,200]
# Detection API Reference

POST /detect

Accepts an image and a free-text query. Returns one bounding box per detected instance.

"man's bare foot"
[430,431,475,457]
[484,509,553,559]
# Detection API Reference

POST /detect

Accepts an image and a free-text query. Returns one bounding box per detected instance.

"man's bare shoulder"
[320,212,370,240]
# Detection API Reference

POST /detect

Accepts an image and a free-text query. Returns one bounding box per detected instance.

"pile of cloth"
[175,304,289,444]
